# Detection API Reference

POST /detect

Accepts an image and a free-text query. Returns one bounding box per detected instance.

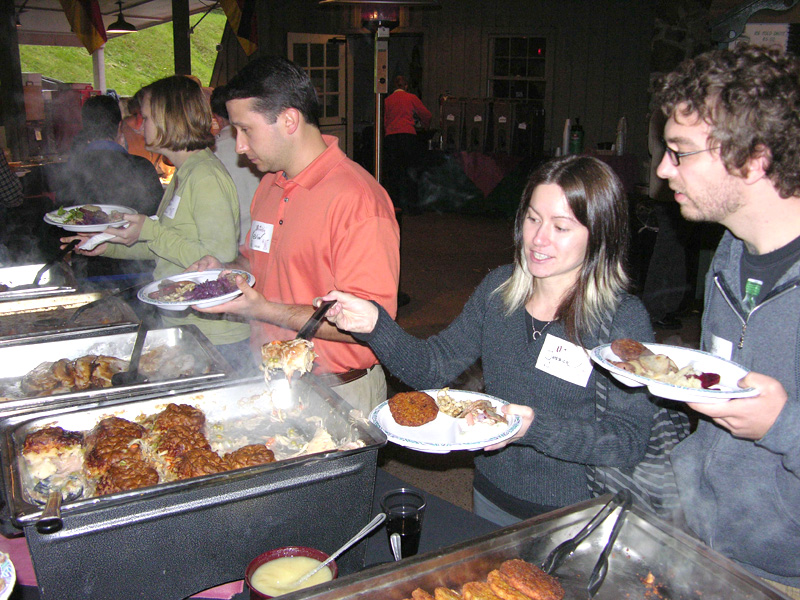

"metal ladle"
[33,472,84,534]
[293,512,386,586]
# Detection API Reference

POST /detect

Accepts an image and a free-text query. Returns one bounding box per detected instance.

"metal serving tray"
[0,291,139,344]
[284,497,790,600]
[0,325,232,418]
[0,263,76,302]
[0,377,387,600]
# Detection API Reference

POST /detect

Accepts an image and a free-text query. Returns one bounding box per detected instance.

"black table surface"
[9,467,499,600]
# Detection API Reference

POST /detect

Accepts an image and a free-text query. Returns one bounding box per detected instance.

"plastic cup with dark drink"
[380,487,426,558]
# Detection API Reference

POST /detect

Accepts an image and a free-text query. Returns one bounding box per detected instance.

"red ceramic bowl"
[245,546,338,600]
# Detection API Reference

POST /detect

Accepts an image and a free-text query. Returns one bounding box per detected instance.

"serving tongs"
[67,279,152,323]
[112,321,148,386]
[542,488,632,598]
[297,299,336,340]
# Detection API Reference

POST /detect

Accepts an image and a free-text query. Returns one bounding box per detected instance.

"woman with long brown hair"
[321,155,685,525]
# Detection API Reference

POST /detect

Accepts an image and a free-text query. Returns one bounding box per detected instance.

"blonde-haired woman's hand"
[483,404,534,451]
[318,291,379,334]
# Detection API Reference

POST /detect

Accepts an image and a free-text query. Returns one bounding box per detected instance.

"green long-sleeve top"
[103,148,249,345]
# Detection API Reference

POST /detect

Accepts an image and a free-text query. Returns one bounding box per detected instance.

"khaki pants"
[763,579,800,600]
[331,365,387,417]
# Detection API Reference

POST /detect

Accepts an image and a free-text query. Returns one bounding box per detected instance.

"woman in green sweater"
[65,76,253,373]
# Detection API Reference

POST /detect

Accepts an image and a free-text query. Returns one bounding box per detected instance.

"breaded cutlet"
[388,391,439,427]
[461,582,503,600]
[498,559,564,600]
[487,570,532,600]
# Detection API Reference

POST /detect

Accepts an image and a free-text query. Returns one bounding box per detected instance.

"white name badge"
[709,334,733,361]
[249,220,274,253]
[163,194,181,219]
[535,333,593,387]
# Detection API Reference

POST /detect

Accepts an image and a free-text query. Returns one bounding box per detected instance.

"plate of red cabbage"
[138,269,255,311]
[44,204,135,232]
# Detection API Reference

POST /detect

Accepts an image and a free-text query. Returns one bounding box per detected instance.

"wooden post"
[172,0,191,75]
[0,0,26,158]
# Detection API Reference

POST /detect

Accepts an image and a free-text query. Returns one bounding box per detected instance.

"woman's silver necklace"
[532,319,553,341]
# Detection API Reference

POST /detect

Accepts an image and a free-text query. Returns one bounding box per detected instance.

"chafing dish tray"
[0,377,386,600]
[0,263,76,302]
[0,291,139,344]
[0,325,232,418]
[287,497,789,600]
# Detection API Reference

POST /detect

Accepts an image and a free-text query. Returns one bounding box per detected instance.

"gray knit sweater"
[360,265,657,512]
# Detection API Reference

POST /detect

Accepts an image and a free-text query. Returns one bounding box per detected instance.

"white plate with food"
[369,389,521,454]
[43,204,136,232]
[138,269,255,311]
[590,339,758,403]
[0,551,15,600]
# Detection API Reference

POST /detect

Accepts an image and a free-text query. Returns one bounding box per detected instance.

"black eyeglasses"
[660,138,719,166]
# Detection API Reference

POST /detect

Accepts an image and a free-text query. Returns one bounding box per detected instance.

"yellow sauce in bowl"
[250,556,334,597]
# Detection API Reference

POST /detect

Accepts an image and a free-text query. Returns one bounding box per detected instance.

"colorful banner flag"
[219,0,258,56]
[58,0,107,54]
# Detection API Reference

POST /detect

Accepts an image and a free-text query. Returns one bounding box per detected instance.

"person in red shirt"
[189,56,400,415]
[384,75,432,213]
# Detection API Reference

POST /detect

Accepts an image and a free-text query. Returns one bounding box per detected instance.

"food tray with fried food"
[369,389,521,453]
[0,263,77,302]
[0,292,139,345]
[282,495,788,600]
[0,325,232,418]
[0,376,385,600]
[0,376,385,527]
[590,340,758,403]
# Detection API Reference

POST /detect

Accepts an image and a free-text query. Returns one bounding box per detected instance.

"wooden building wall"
[213,0,654,161]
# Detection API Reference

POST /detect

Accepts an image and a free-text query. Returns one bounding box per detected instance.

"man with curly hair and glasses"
[654,44,800,597]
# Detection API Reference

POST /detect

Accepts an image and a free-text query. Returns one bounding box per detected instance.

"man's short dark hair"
[221,56,320,127]
[654,44,800,198]
[81,95,122,141]
[210,85,228,120]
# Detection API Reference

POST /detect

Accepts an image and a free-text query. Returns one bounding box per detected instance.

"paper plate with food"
[369,388,521,453]
[590,339,758,403]
[44,204,135,232]
[138,269,254,311]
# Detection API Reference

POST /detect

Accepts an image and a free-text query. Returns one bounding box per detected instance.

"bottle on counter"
[562,118,571,156]
[615,116,627,156]
[569,118,584,155]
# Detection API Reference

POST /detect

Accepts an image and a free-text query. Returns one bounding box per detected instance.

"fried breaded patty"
[224,444,276,470]
[411,589,435,600]
[388,391,439,427]
[462,582,503,600]
[434,588,462,600]
[95,459,159,495]
[22,427,83,455]
[610,338,652,362]
[149,403,206,433]
[172,448,227,479]
[498,559,564,600]
[486,570,530,600]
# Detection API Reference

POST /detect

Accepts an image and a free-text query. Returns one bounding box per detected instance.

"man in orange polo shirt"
[190,56,400,414]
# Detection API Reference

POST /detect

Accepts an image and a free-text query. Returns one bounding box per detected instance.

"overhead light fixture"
[107,1,137,34]
[15,13,21,28]
[319,0,439,4]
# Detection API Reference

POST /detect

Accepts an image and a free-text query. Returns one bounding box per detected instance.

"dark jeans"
[384,133,421,212]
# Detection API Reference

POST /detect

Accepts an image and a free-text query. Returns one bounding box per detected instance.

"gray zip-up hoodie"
[671,231,800,586]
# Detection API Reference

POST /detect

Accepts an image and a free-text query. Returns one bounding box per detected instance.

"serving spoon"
[293,512,386,585]
[33,472,84,534]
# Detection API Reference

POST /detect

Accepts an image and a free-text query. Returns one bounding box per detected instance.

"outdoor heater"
[319,0,440,183]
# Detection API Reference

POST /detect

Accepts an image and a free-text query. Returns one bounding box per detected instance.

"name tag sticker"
[163,194,181,219]
[709,334,733,361]
[250,220,274,253]
[535,334,593,387]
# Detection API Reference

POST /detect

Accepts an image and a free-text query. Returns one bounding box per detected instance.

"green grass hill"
[19,9,227,97]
